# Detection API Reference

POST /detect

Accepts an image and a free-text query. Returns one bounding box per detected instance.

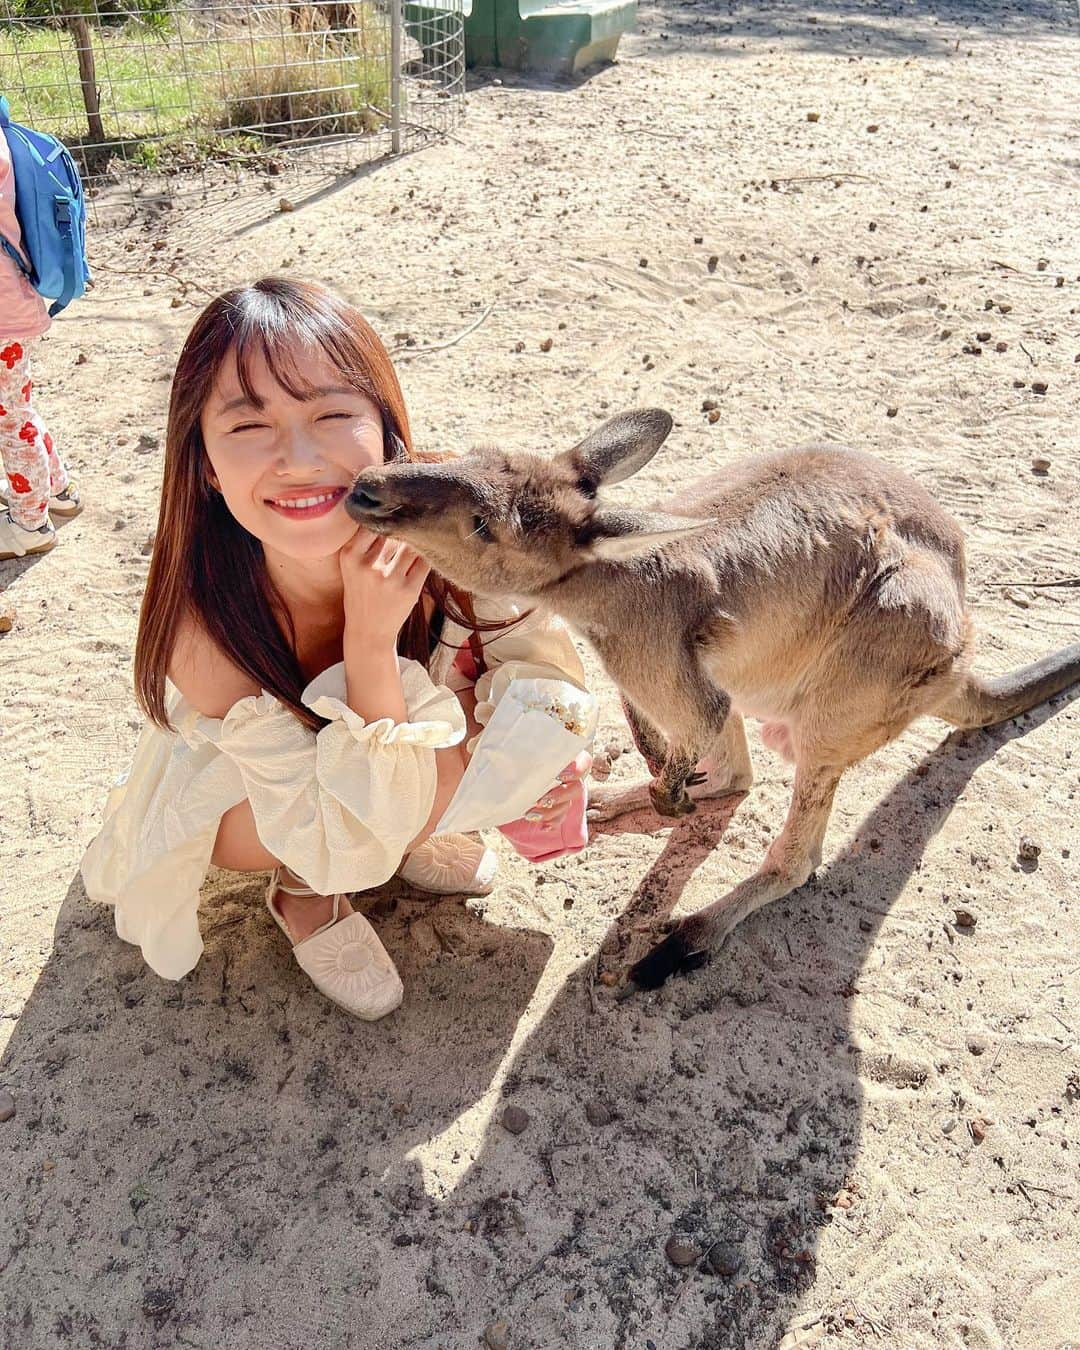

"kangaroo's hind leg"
[630,758,844,988]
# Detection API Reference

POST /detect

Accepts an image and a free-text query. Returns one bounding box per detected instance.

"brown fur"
[346,410,1080,989]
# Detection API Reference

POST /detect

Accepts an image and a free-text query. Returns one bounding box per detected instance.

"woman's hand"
[340,532,429,650]
[520,750,593,827]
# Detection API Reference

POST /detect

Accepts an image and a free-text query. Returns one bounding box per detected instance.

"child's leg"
[0,339,54,529]
[11,340,69,499]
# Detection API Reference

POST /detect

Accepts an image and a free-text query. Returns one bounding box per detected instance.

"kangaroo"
[346,411,1080,990]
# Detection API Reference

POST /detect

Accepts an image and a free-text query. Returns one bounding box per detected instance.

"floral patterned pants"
[1,337,69,530]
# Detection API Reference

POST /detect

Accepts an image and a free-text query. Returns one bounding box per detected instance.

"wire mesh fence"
[0,0,464,222]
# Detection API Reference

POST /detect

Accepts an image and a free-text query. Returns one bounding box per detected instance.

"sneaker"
[0,511,56,559]
[397,832,499,896]
[47,482,82,518]
[0,478,82,518]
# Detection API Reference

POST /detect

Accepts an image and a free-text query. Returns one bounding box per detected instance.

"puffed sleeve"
[207,658,466,896]
[457,601,588,748]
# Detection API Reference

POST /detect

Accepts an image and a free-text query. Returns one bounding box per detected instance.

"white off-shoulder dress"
[80,603,586,981]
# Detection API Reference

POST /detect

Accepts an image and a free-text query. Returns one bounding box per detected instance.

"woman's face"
[200,343,384,560]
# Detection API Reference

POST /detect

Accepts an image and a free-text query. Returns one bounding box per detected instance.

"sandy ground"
[2,0,1079,1346]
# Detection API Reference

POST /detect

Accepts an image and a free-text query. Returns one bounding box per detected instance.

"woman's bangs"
[229,300,376,409]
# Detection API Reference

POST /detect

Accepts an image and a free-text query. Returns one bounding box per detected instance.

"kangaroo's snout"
[345,484,387,516]
[345,468,399,526]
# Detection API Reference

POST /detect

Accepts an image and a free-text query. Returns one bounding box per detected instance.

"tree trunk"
[66,13,105,142]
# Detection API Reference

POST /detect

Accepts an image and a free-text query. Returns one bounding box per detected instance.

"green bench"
[406,0,635,75]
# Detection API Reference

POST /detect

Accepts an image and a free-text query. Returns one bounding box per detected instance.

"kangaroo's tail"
[937,642,1080,729]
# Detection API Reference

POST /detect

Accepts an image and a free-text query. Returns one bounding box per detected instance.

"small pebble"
[707,255,719,273]
[886,407,898,418]
[707,409,722,424]
[639,257,648,268]
[706,1242,743,1277]
[967,1036,987,1056]
[585,1100,613,1127]
[976,330,991,342]
[598,970,619,988]
[941,1117,957,1135]
[701,398,718,412]
[970,1116,991,1143]
[866,123,879,132]
[665,1236,700,1267]
[953,908,977,929]
[539,337,553,352]
[279,197,295,212]
[0,1089,14,1122]
[75,352,87,365]
[858,917,873,932]
[0,608,15,636]
[140,535,155,557]
[1018,835,1041,863]
[1031,380,1048,395]
[806,112,820,122]
[501,1105,530,1135]
[483,1321,509,1350]
[995,341,1008,352]
[998,302,1012,313]
[1031,457,1051,475]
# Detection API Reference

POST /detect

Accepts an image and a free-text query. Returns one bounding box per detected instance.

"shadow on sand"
[0,692,1073,1348]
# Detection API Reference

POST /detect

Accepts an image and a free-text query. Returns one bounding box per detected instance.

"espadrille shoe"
[397,832,498,896]
[266,870,403,1020]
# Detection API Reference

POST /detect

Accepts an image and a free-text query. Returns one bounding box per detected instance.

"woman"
[81,278,591,1019]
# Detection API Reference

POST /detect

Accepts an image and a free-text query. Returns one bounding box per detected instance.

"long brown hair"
[135,277,491,732]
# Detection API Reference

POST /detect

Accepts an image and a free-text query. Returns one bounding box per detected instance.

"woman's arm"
[339,537,471,848]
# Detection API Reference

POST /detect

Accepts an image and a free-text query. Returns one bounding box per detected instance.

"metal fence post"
[390,0,403,155]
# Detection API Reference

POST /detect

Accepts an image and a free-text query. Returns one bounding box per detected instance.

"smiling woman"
[80,278,594,1021]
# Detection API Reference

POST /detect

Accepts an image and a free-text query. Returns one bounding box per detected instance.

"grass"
[0,8,390,175]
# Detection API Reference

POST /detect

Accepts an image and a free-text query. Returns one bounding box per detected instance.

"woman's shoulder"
[168,612,261,718]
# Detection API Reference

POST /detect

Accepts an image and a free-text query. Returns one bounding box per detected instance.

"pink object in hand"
[451,641,591,861]
[499,780,588,862]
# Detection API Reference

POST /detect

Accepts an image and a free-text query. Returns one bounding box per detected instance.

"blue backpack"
[0,95,90,317]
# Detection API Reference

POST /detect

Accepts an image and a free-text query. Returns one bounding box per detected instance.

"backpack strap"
[47,197,77,317]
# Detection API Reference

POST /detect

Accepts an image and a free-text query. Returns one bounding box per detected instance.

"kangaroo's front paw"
[649,780,697,818]
[629,926,710,989]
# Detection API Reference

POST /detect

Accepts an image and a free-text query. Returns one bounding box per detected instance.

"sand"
[1,0,1078,1345]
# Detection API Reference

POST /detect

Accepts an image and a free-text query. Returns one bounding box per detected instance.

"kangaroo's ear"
[585,507,713,562]
[563,409,674,489]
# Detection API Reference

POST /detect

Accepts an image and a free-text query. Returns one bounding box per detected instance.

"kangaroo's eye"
[471,515,493,542]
